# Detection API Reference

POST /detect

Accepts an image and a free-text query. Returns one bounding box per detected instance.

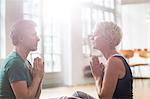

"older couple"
[0,20,132,99]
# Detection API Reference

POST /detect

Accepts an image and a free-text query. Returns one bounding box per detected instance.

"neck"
[15,46,30,60]
[99,47,118,60]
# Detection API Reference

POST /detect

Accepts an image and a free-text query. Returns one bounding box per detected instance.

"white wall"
[122,0,150,4]
[63,3,94,85]
[122,2,150,78]
[122,2,150,49]
[5,0,23,55]
[0,0,6,58]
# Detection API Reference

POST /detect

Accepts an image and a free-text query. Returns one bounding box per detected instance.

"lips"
[35,42,38,47]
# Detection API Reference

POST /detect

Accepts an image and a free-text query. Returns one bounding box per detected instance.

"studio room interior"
[1,0,150,99]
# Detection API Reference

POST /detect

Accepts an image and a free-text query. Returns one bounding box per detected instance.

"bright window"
[23,0,71,72]
[0,0,5,58]
[0,2,1,56]
[81,0,115,56]
[23,0,116,71]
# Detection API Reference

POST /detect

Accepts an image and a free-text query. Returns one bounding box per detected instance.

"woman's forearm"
[95,77,102,96]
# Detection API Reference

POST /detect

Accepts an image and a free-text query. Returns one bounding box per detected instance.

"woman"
[73,21,133,99]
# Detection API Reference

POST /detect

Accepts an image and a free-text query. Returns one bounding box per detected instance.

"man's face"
[21,27,40,51]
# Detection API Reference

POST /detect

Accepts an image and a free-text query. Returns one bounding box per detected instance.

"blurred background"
[1,0,150,98]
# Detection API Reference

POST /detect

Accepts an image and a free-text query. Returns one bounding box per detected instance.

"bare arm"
[98,57,124,99]
[11,78,41,99]
[28,60,43,99]
[35,79,43,99]
[91,56,124,99]
[11,57,44,99]
[90,56,104,97]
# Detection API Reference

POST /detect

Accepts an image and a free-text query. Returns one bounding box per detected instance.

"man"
[0,20,44,99]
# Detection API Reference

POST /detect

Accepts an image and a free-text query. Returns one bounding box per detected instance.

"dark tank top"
[112,55,133,99]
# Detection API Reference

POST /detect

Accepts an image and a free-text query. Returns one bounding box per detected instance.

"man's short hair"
[10,19,37,45]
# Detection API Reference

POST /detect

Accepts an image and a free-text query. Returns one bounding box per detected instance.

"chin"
[31,48,37,51]
[93,46,98,50]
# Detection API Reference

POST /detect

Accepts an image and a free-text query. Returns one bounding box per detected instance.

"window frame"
[23,0,64,87]
[0,0,6,58]
[81,0,116,56]
[23,0,62,73]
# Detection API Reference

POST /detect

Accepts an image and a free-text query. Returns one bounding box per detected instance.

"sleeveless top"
[112,54,133,99]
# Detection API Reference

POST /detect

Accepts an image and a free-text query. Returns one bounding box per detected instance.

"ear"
[18,34,24,42]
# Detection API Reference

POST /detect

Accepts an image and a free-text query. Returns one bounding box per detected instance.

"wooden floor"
[40,79,150,99]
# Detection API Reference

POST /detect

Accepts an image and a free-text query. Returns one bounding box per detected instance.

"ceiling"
[121,0,150,4]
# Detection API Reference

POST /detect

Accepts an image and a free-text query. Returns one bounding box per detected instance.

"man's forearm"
[35,79,43,99]
[35,88,41,99]
[28,77,41,98]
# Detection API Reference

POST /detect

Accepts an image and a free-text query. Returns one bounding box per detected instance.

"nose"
[89,35,94,41]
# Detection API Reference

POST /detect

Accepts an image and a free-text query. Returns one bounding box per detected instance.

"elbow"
[16,93,35,99]
[16,96,30,99]
[16,96,34,99]
[99,95,112,99]
[27,92,36,99]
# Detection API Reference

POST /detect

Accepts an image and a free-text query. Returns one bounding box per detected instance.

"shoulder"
[4,56,25,71]
[105,56,124,74]
[8,57,24,66]
[108,56,123,67]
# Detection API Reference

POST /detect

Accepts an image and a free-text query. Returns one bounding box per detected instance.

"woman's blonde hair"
[94,21,122,48]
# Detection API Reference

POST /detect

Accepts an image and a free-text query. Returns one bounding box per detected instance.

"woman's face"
[90,32,106,50]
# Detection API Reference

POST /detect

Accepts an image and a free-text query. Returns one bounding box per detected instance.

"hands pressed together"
[32,57,45,80]
[90,56,104,80]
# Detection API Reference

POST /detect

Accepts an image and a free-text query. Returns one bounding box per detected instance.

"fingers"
[101,63,104,69]
[34,57,44,66]
[32,57,44,80]
[90,56,105,72]
[38,58,44,72]
[90,61,94,71]
[91,56,99,64]
[33,57,38,69]
[33,57,44,73]
[90,56,100,68]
